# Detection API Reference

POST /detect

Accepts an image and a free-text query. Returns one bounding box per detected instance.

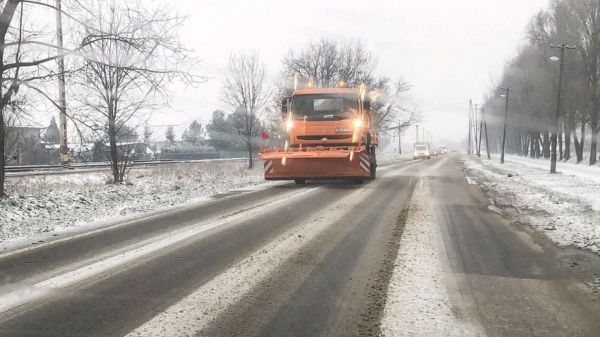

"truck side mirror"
[281,97,291,117]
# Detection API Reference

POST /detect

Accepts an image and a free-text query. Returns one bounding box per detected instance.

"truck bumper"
[260,147,372,180]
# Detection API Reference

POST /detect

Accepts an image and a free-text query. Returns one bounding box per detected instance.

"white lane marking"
[126,178,379,337]
[0,187,320,314]
[380,180,486,337]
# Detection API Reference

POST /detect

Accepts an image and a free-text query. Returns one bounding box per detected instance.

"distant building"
[5,126,51,165]
[100,141,154,161]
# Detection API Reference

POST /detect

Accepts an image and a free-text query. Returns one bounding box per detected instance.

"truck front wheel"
[369,150,377,179]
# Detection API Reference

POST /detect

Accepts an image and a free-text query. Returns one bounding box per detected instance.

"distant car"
[438,145,448,155]
[413,144,430,159]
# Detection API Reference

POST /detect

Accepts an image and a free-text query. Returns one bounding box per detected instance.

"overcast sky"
[153,0,548,145]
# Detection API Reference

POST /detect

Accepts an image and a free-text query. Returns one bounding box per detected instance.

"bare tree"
[222,51,270,169]
[281,38,415,133]
[283,38,375,88]
[0,0,75,196]
[483,1,600,165]
[0,0,191,195]
[165,126,175,144]
[370,78,418,131]
[143,122,152,145]
[182,120,205,146]
[70,1,200,183]
[567,0,600,164]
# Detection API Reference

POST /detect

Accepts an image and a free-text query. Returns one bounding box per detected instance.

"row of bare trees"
[483,0,600,165]
[221,38,418,169]
[0,0,199,197]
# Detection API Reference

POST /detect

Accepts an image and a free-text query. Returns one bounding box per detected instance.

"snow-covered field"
[0,160,266,244]
[463,155,600,253]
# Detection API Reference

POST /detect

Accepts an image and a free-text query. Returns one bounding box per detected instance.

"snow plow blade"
[260,147,372,180]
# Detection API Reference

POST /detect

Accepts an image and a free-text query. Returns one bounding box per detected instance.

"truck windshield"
[291,94,358,120]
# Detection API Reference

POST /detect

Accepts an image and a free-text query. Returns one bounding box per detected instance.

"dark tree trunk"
[247,134,254,169]
[592,105,598,165]
[542,132,551,158]
[592,123,599,165]
[558,128,563,160]
[576,121,585,163]
[0,110,5,197]
[0,0,20,198]
[590,59,599,165]
[529,133,535,158]
[108,117,120,183]
[573,129,581,163]
[564,118,571,161]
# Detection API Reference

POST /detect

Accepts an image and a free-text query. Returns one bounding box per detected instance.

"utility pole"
[398,123,402,154]
[56,0,68,165]
[482,107,490,159]
[477,105,483,157]
[473,104,479,156]
[468,100,473,154]
[499,87,515,164]
[550,43,576,174]
[415,124,419,144]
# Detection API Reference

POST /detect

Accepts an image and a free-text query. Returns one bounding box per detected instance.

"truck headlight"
[353,119,363,129]
[286,119,294,132]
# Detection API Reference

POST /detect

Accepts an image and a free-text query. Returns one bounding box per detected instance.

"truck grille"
[297,135,352,141]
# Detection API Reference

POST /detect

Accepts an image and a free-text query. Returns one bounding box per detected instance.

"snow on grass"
[0,160,266,244]
[378,152,411,162]
[463,156,600,253]
[504,154,600,185]
[381,182,484,337]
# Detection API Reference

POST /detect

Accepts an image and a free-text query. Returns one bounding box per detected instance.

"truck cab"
[283,88,376,150]
[260,86,378,183]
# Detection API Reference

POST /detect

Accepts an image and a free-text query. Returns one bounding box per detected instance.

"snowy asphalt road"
[1,155,599,336]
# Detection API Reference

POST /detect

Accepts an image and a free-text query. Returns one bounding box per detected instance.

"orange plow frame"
[260,146,372,180]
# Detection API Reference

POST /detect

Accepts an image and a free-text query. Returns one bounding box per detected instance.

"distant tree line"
[206,109,262,153]
[483,0,600,165]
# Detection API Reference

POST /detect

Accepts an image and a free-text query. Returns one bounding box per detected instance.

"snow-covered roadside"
[381,182,484,337]
[378,152,411,163]
[0,161,267,244]
[463,156,600,253]
[504,154,600,185]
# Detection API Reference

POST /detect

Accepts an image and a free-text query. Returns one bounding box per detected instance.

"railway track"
[5,158,247,176]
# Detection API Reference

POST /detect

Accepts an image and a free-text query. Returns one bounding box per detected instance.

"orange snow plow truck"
[260,85,377,184]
